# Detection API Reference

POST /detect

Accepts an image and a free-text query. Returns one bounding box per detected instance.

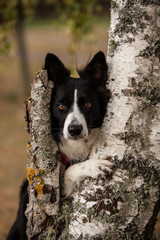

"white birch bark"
[63,1,160,239]
[26,1,160,239]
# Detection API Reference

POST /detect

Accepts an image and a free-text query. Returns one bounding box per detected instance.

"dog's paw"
[61,180,76,198]
[62,159,114,197]
[84,159,113,180]
[62,164,82,197]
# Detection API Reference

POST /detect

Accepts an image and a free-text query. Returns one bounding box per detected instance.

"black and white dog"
[7,51,112,240]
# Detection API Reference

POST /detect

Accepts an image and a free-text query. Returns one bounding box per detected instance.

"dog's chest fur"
[45,51,112,196]
[59,128,99,163]
[6,51,113,240]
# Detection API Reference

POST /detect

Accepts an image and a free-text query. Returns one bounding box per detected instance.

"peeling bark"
[60,1,160,239]
[26,1,160,240]
[25,70,60,240]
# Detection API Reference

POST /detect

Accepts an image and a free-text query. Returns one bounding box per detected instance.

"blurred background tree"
[0,0,110,97]
[0,2,111,239]
[0,0,110,53]
[0,0,17,54]
[1,1,159,239]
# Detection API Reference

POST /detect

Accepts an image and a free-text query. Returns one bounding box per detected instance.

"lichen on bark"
[108,0,160,56]
[25,70,60,240]
[72,1,160,239]
[26,1,160,239]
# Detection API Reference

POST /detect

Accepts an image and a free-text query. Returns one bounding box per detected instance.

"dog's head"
[44,51,111,142]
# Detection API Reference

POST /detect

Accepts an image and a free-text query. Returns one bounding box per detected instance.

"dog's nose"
[68,124,83,137]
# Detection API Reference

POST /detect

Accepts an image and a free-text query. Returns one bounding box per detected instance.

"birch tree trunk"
[26,1,160,239]
[25,71,60,240]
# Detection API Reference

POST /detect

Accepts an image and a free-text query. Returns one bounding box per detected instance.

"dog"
[7,51,112,240]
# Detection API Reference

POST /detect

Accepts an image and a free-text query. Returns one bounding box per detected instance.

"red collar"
[60,152,73,169]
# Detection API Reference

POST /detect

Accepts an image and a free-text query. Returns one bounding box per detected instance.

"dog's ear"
[44,53,70,83]
[78,51,108,87]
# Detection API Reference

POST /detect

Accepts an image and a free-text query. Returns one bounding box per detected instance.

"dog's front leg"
[62,159,113,197]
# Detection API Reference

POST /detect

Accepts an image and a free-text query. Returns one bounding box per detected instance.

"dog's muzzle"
[68,124,83,137]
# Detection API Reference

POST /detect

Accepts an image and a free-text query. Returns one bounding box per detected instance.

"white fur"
[62,159,113,197]
[59,89,113,197]
[59,128,99,161]
[63,89,88,140]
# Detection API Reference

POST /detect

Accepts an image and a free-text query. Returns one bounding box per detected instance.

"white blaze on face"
[63,89,88,139]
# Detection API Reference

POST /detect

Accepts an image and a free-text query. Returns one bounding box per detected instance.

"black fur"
[7,180,28,240]
[7,51,111,240]
[47,51,111,143]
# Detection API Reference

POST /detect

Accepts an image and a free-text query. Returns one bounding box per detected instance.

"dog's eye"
[85,102,91,108]
[58,104,66,110]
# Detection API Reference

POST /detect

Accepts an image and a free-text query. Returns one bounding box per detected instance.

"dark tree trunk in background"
[15,0,31,98]
[26,1,160,239]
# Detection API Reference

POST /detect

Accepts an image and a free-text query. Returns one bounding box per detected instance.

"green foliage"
[65,0,95,41]
[0,0,109,54]
[0,0,17,53]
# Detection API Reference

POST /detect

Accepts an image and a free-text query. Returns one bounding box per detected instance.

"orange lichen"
[27,143,31,149]
[40,205,44,211]
[35,175,44,198]
[49,228,55,235]
[26,142,32,163]
[35,183,44,198]
[26,167,45,199]
[26,167,36,185]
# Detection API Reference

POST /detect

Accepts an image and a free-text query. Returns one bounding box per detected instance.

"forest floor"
[0,18,159,240]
